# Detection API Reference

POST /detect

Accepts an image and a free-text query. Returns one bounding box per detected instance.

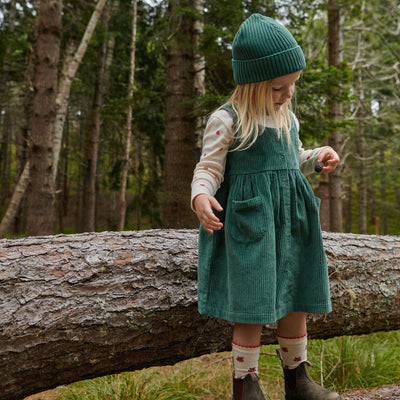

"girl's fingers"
[209,197,223,212]
[318,147,340,173]
[194,194,224,234]
[200,213,223,233]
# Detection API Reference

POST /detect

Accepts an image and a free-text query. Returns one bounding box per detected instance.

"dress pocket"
[230,196,266,243]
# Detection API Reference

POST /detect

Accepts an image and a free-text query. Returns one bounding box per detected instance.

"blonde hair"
[226,80,293,151]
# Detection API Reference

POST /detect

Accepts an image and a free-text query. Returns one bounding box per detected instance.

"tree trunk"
[13,36,34,235]
[379,150,388,235]
[0,229,399,400]
[352,14,367,235]
[317,163,331,231]
[395,188,400,211]
[357,115,367,234]
[26,0,62,236]
[118,0,137,231]
[0,0,17,211]
[75,110,86,231]
[53,37,76,201]
[0,161,30,237]
[57,111,71,234]
[52,0,108,184]
[327,0,343,232]
[134,133,144,230]
[82,6,111,232]
[162,0,198,228]
[0,107,12,210]
[193,0,205,159]
[343,175,352,233]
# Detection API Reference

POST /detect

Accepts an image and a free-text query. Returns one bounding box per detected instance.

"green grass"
[310,331,400,392]
[50,330,399,400]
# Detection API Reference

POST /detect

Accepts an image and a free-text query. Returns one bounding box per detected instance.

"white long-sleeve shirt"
[191,109,325,208]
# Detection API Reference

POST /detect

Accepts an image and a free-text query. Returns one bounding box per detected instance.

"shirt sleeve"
[299,143,326,176]
[191,109,234,210]
[294,115,326,175]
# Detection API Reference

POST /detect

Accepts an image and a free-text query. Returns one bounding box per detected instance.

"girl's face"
[271,71,302,111]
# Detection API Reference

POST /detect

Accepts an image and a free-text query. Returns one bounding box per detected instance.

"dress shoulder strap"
[219,103,237,127]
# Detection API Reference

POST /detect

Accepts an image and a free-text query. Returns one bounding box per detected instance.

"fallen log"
[0,229,399,400]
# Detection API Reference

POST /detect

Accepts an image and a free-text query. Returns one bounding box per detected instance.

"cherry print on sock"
[294,356,302,362]
[236,356,244,363]
[281,347,288,352]
[248,367,256,373]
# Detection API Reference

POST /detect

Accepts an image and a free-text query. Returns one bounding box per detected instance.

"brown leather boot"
[233,373,266,400]
[283,361,340,400]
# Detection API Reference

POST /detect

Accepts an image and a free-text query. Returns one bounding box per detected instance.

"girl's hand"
[318,147,340,173]
[193,194,223,234]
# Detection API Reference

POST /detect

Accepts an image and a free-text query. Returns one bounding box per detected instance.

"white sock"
[232,342,261,379]
[277,334,307,370]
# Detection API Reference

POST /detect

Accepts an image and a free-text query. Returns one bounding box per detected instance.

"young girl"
[191,14,340,400]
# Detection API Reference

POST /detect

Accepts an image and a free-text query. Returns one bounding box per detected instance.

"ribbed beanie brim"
[232,14,306,84]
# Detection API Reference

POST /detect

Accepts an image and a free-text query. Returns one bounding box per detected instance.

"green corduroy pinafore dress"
[197,106,332,324]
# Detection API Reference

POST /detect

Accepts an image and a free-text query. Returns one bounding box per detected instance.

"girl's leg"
[276,312,340,400]
[277,311,306,338]
[233,323,263,347]
[232,323,266,399]
[232,323,263,378]
[277,312,308,370]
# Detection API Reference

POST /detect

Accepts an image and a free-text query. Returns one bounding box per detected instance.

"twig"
[179,354,232,382]
[320,340,325,387]
[324,359,341,382]
[260,352,279,357]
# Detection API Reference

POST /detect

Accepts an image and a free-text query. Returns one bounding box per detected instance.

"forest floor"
[340,385,400,399]
[25,384,400,400]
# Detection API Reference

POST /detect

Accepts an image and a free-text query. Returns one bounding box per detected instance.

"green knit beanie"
[232,14,306,84]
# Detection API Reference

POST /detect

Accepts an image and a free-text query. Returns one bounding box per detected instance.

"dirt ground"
[24,384,400,400]
[341,385,400,400]
[24,391,58,400]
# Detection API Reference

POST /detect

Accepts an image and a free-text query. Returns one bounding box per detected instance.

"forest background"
[0,0,399,238]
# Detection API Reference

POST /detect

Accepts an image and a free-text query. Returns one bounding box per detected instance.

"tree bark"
[0,229,399,400]
[26,0,62,236]
[162,0,198,228]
